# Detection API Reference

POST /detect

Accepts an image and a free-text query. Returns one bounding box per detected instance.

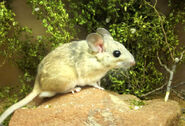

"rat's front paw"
[93,84,104,90]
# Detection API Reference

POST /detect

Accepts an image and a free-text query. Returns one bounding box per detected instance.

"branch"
[171,89,185,100]
[172,81,185,88]
[141,83,166,97]
[179,50,185,61]
[0,56,7,68]
[157,51,176,102]
[157,54,171,73]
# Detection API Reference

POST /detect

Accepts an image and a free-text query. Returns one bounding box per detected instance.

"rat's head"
[86,28,135,70]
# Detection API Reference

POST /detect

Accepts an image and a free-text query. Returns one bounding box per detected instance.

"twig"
[0,56,6,68]
[171,89,185,100]
[141,83,166,97]
[172,81,185,88]
[157,52,184,102]
[157,55,176,102]
[157,53,171,73]
[179,50,185,61]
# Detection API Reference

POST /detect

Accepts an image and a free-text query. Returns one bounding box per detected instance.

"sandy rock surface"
[9,88,181,126]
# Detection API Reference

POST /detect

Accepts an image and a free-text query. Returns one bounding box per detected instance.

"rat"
[0,28,135,124]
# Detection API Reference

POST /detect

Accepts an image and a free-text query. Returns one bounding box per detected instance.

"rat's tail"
[0,83,40,124]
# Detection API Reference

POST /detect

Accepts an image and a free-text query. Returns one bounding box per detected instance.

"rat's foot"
[71,87,81,94]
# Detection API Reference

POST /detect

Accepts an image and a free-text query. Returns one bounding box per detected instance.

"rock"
[9,88,181,126]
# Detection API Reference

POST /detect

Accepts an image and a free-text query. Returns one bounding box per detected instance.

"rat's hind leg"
[39,91,56,98]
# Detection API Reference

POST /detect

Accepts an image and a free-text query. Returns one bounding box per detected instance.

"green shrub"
[1,0,73,75]
[14,0,73,76]
[27,0,73,48]
[0,1,24,59]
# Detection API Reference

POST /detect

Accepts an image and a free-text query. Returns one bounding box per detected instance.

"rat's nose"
[130,60,135,66]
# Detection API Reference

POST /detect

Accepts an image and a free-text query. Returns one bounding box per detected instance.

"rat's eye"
[113,50,121,57]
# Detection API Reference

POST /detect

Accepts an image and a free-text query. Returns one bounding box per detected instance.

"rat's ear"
[96,28,111,36]
[86,33,104,53]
